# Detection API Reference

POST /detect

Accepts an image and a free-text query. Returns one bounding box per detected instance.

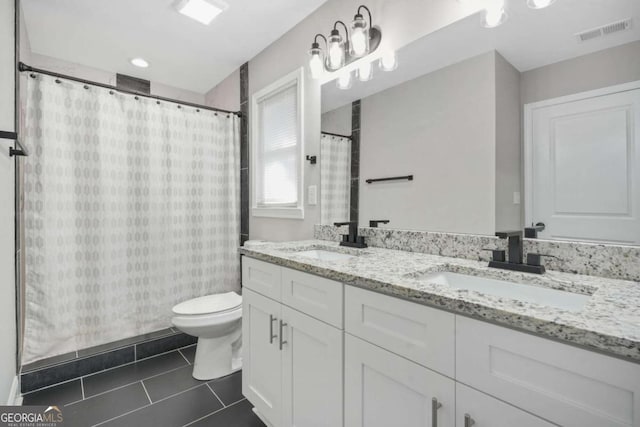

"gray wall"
[359,52,497,235]
[321,103,351,136]
[495,52,522,231]
[0,0,16,404]
[521,40,640,105]
[204,68,240,111]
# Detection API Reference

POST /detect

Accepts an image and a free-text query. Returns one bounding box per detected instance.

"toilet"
[171,292,242,380]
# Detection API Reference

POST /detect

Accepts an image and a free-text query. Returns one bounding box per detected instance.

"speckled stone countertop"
[240,240,640,363]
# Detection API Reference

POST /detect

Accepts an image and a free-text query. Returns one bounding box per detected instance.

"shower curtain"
[320,133,351,224]
[22,75,240,363]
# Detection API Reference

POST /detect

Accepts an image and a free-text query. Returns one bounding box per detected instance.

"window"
[251,68,304,219]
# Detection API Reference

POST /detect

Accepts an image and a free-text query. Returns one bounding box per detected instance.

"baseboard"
[7,376,21,405]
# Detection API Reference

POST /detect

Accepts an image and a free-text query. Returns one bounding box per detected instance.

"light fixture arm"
[357,5,373,27]
[333,20,350,51]
[314,33,328,49]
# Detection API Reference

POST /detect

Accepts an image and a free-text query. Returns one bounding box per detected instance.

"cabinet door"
[281,306,343,427]
[242,289,282,426]
[242,256,282,301]
[456,384,554,427]
[345,334,455,427]
[456,316,640,427]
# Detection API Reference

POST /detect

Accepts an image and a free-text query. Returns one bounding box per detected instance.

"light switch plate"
[308,185,318,205]
[513,192,521,205]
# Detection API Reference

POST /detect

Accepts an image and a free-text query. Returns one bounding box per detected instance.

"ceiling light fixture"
[526,0,555,9]
[130,58,149,68]
[308,4,393,90]
[176,0,227,26]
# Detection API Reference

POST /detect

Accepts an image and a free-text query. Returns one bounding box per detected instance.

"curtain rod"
[18,62,242,117]
[321,131,352,139]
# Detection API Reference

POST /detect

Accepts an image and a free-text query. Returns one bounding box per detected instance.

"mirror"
[319,0,640,245]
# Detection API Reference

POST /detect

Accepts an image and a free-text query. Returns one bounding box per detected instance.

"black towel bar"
[366,175,413,184]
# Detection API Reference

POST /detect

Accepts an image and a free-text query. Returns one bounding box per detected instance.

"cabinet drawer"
[281,268,343,328]
[456,316,640,427]
[456,383,554,427]
[242,257,282,301]
[345,286,455,377]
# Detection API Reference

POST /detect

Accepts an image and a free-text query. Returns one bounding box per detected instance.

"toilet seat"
[172,292,242,316]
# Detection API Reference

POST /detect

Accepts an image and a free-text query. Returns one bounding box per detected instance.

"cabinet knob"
[432,398,442,427]
[269,315,278,344]
[464,414,475,427]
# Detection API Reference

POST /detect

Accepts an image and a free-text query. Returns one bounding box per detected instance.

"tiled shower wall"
[240,62,249,246]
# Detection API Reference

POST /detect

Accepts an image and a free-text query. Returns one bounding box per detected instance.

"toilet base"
[192,333,242,381]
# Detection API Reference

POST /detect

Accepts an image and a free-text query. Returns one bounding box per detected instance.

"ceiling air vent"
[576,18,632,43]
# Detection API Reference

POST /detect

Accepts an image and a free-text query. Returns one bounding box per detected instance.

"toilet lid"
[172,292,242,315]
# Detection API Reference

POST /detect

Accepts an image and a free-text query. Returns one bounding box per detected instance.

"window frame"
[251,67,305,219]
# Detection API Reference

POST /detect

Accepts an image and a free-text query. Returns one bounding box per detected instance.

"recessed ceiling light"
[176,0,228,26]
[130,58,149,68]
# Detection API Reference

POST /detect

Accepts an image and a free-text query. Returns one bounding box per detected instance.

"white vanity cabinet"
[242,257,344,427]
[242,255,640,427]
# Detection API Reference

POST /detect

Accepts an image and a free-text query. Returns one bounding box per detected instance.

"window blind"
[256,83,299,206]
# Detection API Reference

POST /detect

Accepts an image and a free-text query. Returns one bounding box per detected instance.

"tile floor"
[22,345,265,427]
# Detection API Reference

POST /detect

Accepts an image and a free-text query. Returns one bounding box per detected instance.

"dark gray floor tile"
[143,365,204,402]
[22,351,78,373]
[101,384,222,427]
[179,345,196,364]
[135,334,197,360]
[83,351,187,398]
[188,399,265,427]
[63,382,149,427]
[21,348,135,393]
[208,371,243,406]
[22,379,83,406]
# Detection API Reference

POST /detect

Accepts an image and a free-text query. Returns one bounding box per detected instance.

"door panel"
[242,289,282,426]
[344,334,455,427]
[281,306,343,427]
[529,88,640,244]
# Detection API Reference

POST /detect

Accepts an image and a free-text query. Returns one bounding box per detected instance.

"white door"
[242,289,282,426]
[344,334,455,427]
[281,306,343,427]
[456,384,554,427]
[526,85,640,244]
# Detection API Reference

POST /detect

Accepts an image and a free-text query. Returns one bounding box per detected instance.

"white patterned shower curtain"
[22,75,240,364]
[320,133,351,224]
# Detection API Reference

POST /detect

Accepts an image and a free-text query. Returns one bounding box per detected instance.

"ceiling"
[322,0,640,112]
[22,0,329,94]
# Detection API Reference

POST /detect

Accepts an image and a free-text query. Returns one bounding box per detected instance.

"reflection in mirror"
[319,0,640,245]
[321,105,352,224]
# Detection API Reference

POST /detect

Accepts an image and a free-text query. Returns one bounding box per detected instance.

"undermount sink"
[295,250,355,262]
[418,271,590,312]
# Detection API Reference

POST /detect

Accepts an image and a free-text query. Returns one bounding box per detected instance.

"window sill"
[252,207,304,219]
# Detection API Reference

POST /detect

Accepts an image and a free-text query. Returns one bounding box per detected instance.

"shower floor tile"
[22,348,264,427]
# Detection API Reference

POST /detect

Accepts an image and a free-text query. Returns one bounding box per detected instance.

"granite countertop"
[239,240,640,363]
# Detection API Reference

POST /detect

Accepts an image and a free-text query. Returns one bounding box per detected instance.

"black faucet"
[369,220,390,228]
[334,221,367,248]
[489,230,545,274]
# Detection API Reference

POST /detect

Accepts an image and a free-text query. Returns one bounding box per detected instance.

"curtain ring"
[55,79,61,84]
[156,101,160,105]
[29,73,36,78]
[109,90,114,95]
[214,112,218,116]
[83,85,89,90]
[135,96,139,100]
[196,109,200,113]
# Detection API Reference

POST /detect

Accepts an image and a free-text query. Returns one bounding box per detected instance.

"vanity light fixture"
[308,4,392,89]
[379,50,398,72]
[482,0,507,28]
[175,0,228,26]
